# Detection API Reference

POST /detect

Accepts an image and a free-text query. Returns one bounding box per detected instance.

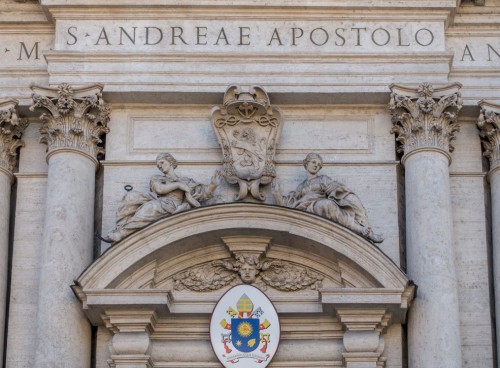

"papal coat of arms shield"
[211,85,283,201]
[210,285,280,367]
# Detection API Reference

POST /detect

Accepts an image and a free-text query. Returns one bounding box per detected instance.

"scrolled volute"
[389,83,462,160]
[30,83,110,159]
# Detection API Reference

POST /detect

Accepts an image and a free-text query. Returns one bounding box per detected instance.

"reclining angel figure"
[107,153,221,243]
[272,152,383,243]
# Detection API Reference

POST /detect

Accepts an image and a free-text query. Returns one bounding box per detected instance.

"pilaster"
[30,83,109,368]
[0,98,28,367]
[389,83,463,368]
[477,100,500,364]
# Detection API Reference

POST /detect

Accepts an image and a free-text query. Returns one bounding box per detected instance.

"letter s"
[67,26,78,46]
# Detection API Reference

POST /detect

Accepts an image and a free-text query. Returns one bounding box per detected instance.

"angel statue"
[272,152,383,244]
[107,153,221,243]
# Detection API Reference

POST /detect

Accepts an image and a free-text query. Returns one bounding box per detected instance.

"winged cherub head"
[235,254,261,284]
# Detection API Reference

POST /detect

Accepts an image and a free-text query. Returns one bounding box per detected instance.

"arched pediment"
[79,203,408,291]
[74,204,413,324]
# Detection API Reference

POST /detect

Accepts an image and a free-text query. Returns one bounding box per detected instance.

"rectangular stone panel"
[450,176,494,368]
[129,115,219,154]
[128,115,372,157]
[6,176,47,368]
[107,105,393,163]
[447,33,500,68]
[56,19,444,54]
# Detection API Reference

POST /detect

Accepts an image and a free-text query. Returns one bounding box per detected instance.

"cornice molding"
[40,0,458,9]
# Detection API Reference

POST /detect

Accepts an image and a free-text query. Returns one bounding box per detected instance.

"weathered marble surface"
[2,1,500,368]
[6,176,46,368]
[390,83,464,368]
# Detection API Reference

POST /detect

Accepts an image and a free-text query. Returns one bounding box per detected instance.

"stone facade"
[1,1,499,368]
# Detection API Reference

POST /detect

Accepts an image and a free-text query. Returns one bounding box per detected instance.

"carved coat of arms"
[211,85,283,200]
[210,285,280,367]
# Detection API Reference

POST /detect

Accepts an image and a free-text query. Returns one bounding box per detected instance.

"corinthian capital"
[30,83,110,160]
[389,83,463,162]
[0,99,29,174]
[478,101,500,172]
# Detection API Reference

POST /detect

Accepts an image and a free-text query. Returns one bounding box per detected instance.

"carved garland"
[478,103,500,171]
[30,83,110,159]
[173,254,323,292]
[0,100,28,173]
[389,83,463,159]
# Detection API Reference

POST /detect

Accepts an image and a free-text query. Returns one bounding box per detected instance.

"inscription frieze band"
[58,20,442,53]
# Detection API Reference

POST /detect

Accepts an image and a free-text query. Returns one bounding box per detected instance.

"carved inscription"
[57,20,443,53]
[447,36,500,67]
[0,34,53,67]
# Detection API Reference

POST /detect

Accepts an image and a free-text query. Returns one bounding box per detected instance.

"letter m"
[18,42,40,60]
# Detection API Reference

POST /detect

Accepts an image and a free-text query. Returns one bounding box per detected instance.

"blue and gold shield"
[231,318,260,353]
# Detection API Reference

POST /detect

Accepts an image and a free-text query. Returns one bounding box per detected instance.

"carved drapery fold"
[0,99,28,174]
[478,101,500,172]
[389,83,463,163]
[30,83,110,159]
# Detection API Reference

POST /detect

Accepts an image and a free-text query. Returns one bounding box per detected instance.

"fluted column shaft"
[477,101,500,362]
[0,99,28,365]
[390,83,463,368]
[30,83,109,368]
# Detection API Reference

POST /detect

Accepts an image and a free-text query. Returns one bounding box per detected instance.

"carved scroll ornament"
[211,85,283,201]
[173,253,323,292]
[30,83,110,159]
[0,99,28,173]
[389,83,462,160]
[478,101,500,172]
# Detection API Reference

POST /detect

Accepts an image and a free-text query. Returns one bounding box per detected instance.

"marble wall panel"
[101,105,399,261]
[449,119,484,174]
[17,121,48,173]
[451,175,494,368]
[6,176,46,368]
[106,105,395,162]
